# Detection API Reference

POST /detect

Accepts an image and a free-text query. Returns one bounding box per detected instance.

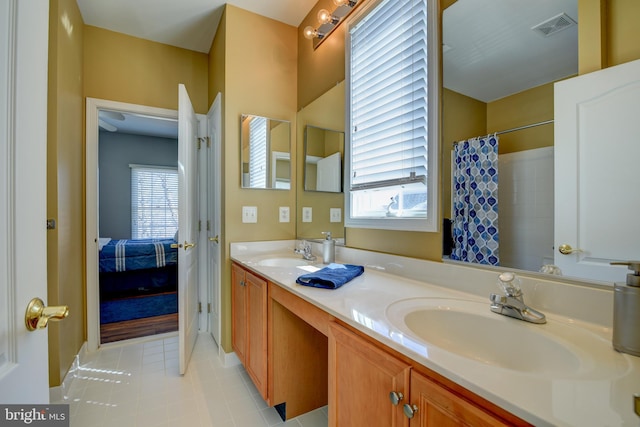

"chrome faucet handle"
[497,272,522,297]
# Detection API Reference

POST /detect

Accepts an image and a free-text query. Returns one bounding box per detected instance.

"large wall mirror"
[296,82,346,241]
[304,125,344,193]
[442,0,577,275]
[241,114,291,190]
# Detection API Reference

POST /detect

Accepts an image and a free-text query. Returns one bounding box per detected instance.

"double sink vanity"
[230,240,640,426]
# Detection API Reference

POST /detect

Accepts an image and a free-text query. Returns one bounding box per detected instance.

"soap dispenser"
[321,231,335,264]
[611,261,640,357]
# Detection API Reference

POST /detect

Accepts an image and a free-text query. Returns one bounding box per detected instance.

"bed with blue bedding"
[99,238,178,273]
[99,238,179,329]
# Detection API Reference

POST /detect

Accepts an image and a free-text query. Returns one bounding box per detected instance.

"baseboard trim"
[219,345,240,367]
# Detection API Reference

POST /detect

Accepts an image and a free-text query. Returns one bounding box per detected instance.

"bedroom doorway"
[86,99,182,348]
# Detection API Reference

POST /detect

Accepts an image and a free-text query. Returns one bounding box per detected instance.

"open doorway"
[86,99,180,347]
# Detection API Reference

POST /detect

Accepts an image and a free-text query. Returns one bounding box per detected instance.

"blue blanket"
[99,238,178,273]
[296,263,364,289]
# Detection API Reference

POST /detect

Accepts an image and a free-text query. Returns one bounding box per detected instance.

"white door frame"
[206,93,222,346]
[85,98,178,351]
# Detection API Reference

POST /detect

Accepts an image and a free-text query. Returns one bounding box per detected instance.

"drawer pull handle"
[389,391,403,406]
[403,403,418,419]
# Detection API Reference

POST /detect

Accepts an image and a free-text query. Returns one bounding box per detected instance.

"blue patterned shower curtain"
[451,135,499,265]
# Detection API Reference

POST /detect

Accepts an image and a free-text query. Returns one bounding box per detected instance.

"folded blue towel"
[296,263,364,289]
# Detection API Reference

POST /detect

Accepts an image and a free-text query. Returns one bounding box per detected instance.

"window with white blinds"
[345,0,438,231]
[130,165,178,239]
[249,116,268,188]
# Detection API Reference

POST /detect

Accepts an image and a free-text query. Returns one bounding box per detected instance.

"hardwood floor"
[100,313,178,344]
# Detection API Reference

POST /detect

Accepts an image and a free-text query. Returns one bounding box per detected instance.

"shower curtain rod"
[453,119,554,145]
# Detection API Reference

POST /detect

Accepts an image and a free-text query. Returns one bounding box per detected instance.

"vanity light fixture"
[303,0,360,49]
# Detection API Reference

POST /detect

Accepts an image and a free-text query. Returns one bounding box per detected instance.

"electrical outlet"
[279,206,290,223]
[302,207,312,223]
[330,208,342,223]
[242,206,258,223]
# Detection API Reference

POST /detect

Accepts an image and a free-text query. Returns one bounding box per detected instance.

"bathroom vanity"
[230,240,640,426]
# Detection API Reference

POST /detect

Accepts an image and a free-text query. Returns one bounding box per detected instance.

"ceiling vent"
[531,13,577,37]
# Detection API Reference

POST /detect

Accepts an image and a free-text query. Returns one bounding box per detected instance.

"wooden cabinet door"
[409,371,509,427]
[246,270,268,400]
[328,323,411,427]
[231,263,247,364]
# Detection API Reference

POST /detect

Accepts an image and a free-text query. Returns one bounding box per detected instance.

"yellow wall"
[211,5,298,353]
[84,26,209,113]
[487,82,555,154]
[47,0,85,387]
[297,0,348,109]
[607,0,640,66]
[579,0,640,74]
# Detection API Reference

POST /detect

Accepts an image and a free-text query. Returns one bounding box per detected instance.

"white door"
[0,0,51,402]
[178,85,200,374]
[554,58,640,283]
[317,152,342,192]
[206,94,222,346]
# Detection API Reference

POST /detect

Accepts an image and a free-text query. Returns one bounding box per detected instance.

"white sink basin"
[256,257,310,267]
[386,298,629,379]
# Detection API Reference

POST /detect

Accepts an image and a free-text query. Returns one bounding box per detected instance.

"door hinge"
[206,136,211,148]
[207,303,211,313]
[198,302,202,313]
[207,220,210,231]
[46,219,56,230]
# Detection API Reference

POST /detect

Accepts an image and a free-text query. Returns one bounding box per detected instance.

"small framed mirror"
[241,114,291,190]
[304,125,344,193]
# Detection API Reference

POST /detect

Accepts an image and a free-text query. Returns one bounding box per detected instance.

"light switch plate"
[302,207,312,223]
[330,208,342,223]
[279,206,290,223]
[242,206,258,223]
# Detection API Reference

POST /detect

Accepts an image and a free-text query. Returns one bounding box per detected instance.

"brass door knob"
[209,235,219,243]
[25,297,69,331]
[558,244,583,255]
[171,241,195,250]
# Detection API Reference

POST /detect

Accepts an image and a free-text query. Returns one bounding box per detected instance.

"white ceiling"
[76,0,318,53]
[443,0,578,102]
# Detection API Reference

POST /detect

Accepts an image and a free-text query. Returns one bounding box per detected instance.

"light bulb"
[303,26,317,40]
[317,9,334,25]
[333,0,348,6]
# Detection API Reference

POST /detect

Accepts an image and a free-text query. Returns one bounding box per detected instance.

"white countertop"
[230,240,640,427]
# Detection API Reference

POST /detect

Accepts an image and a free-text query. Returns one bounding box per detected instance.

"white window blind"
[345,0,438,230]
[349,0,428,192]
[249,116,268,188]
[130,165,178,239]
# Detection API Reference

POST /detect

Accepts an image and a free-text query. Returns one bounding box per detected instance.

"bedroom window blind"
[345,0,438,231]
[130,165,178,239]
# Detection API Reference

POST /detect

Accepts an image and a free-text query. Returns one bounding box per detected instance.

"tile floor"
[52,333,328,427]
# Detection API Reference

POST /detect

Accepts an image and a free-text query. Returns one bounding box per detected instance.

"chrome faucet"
[489,272,546,324]
[294,240,317,261]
